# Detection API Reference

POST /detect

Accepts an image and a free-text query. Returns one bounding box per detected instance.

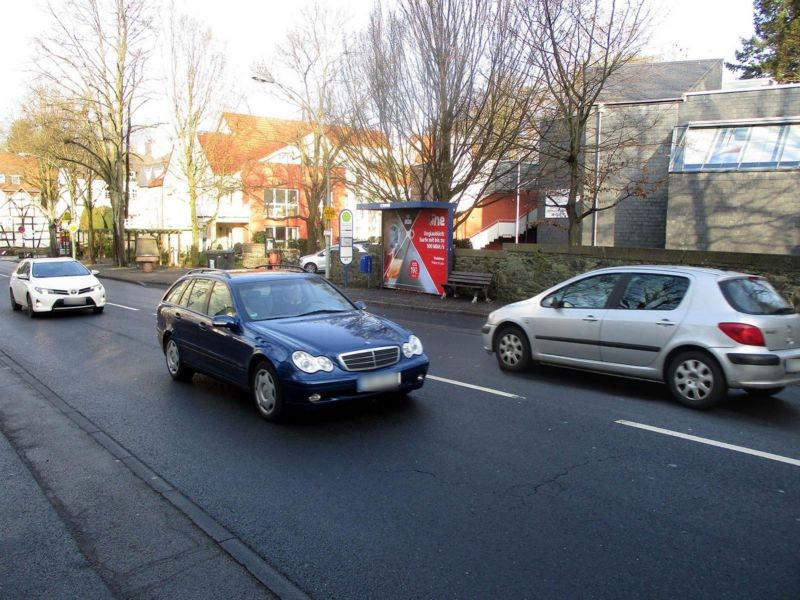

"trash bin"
[208,250,235,270]
[359,255,373,273]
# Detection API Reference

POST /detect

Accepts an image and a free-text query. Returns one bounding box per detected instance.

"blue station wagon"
[156,268,429,421]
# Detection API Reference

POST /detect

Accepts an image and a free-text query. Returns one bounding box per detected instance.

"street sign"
[339,209,354,266]
[17,225,25,234]
[323,206,336,221]
[68,223,78,234]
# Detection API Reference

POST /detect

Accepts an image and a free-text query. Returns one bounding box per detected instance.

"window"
[542,274,620,309]
[671,123,800,172]
[183,278,212,312]
[0,174,5,184]
[11,175,21,185]
[264,188,299,217]
[206,282,234,317]
[164,280,190,304]
[616,274,689,310]
[265,226,299,244]
[720,277,795,316]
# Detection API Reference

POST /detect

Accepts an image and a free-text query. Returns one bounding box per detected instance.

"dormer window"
[11,175,20,185]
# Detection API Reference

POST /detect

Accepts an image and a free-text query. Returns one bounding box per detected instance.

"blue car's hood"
[248,310,410,354]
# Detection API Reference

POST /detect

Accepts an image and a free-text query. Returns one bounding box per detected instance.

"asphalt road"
[1,265,798,599]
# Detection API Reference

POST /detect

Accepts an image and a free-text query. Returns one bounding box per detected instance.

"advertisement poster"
[382,207,449,295]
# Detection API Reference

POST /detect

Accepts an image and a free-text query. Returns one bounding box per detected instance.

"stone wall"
[451,244,800,308]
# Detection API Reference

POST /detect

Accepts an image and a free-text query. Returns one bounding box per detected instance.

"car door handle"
[174,312,182,320]
[656,320,675,327]
[582,316,598,322]
[198,323,207,331]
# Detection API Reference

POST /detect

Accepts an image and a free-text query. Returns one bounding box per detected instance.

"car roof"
[586,264,753,279]
[28,257,79,263]
[182,268,320,285]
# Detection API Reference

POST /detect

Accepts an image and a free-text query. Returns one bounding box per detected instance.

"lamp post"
[251,73,331,278]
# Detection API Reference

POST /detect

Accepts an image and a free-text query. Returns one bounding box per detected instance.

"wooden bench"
[440,271,493,303]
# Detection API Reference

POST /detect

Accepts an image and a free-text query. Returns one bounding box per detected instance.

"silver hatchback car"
[482,266,800,409]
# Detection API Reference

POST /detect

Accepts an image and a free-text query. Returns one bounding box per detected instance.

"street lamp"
[251,73,332,278]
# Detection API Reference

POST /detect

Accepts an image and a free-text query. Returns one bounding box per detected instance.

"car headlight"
[92,284,104,292]
[402,335,424,358]
[292,351,334,373]
[34,286,57,294]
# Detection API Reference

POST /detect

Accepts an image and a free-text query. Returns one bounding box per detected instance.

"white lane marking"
[106,302,139,312]
[0,273,9,278]
[427,375,524,399]
[616,420,800,467]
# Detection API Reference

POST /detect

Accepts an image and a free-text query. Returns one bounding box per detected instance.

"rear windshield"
[32,261,90,278]
[719,277,795,315]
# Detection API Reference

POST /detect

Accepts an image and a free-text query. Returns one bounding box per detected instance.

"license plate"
[785,358,800,373]
[358,372,400,392]
[63,297,87,306]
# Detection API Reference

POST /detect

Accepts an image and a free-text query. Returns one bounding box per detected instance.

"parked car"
[155,268,428,421]
[9,257,106,317]
[481,265,800,409]
[300,242,370,273]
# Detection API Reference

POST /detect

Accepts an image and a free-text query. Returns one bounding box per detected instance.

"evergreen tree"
[728,0,800,82]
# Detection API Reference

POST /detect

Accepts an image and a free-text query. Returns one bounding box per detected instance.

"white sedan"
[9,257,106,317]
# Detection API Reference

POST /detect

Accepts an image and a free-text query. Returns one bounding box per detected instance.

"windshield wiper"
[296,308,349,317]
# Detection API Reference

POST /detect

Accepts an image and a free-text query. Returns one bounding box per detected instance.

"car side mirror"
[91,269,100,276]
[212,315,239,329]
[354,300,366,310]
[18,273,29,280]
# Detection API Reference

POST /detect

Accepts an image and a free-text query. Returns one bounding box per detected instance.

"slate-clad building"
[582,59,800,255]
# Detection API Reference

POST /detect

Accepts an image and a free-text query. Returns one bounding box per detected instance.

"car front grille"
[338,346,400,371]
[51,286,94,295]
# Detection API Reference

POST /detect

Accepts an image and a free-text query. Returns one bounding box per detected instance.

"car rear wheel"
[10,289,21,311]
[304,262,318,273]
[743,386,785,398]
[252,361,284,421]
[27,294,37,318]
[495,325,532,372]
[165,338,194,382]
[667,350,726,409]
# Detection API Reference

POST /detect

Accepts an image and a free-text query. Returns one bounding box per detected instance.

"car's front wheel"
[494,325,532,372]
[252,361,284,421]
[667,350,726,409]
[165,338,194,382]
[27,294,37,318]
[93,306,104,314]
[10,289,21,311]
[304,262,318,273]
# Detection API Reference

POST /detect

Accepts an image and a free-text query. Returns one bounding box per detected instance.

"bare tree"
[339,0,539,229]
[165,6,228,266]
[6,94,70,257]
[516,0,651,245]
[251,2,350,252]
[35,0,154,266]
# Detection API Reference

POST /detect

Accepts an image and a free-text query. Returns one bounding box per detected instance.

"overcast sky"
[1,0,755,138]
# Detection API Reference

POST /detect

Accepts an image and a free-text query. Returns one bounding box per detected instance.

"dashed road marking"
[427,374,525,399]
[106,302,139,312]
[616,420,800,467]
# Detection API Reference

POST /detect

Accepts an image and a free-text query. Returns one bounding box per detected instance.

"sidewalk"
[92,262,496,319]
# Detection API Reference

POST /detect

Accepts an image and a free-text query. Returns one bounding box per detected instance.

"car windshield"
[719,277,795,315]
[32,261,90,278]
[238,277,356,321]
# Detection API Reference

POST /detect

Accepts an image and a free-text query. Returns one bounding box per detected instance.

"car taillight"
[718,322,765,346]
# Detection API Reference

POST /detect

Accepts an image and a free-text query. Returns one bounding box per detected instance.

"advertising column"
[382,207,449,295]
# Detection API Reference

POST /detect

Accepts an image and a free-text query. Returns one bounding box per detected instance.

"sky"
[0,0,756,142]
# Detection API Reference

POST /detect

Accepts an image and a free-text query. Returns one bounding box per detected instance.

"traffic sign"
[339,209,354,266]
[323,206,336,221]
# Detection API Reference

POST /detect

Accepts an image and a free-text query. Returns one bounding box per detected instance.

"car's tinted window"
[183,278,212,312]
[32,261,90,278]
[720,277,795,315]
[542,274,619,309]
[16,261,30,276]
[238,277,355,320]
[616,274,689,310]
[164,280,189,304]
[207,282,234,317]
